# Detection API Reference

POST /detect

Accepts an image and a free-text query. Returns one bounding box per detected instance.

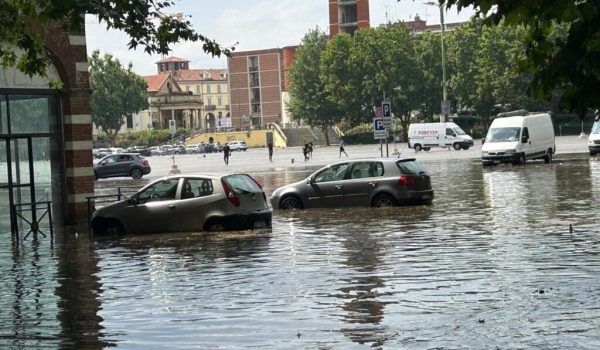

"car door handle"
[368,182,377,188]
[335,184,343,190]
[169,205,176,209]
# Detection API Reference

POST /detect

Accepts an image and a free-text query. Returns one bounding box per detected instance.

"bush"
[115,128,191,148]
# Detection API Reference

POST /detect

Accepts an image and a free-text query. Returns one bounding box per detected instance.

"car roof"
[324,157,417,166]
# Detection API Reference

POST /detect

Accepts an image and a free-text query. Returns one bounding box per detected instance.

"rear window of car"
[396,160,427,175]
[223,174,262,193]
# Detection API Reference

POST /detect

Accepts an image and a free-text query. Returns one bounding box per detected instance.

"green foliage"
[115,128,190,148]
[287,28,344,145]
[446,0,600,115]
[0,0,233,80]
[90,50,149,146]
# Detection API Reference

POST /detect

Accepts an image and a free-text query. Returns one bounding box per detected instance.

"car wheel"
[423,147,431,152]
[514,154,526,165]
[544,149,552,163]
[131,168,143,179]
[414,144,422,152]
[205,220,227,232]
[591,151,597,156]
[462,145,470,150]
[372,194,396,207]
[104,220,125,236]
[453,143,462,151]
[280,196,303,209]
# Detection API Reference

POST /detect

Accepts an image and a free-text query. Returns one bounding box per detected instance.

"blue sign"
[374,118,385,130]
[382,102,391,118]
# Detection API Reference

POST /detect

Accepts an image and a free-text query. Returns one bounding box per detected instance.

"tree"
[0,0,232,81]
[287,28,344,146]
[446,0,600,115]
[89,50,149,145]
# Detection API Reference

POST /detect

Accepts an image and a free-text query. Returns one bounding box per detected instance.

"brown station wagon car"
[91,174,272,235]
[270,158,434,209]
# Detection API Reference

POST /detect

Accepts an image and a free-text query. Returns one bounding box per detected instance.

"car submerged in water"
[91,174,272,235]
[270,158,434,209]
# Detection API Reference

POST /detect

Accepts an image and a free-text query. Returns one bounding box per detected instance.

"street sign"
[168,119,176,134]
[374,106,383,118]
[373,117,387,140]
[382,102,391,117]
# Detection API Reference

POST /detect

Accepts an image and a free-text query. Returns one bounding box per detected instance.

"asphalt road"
[140,135,591,180]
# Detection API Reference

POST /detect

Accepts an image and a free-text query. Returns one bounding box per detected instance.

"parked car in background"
[185,145,199,154]
[126,146,151,157]
[270,158,434,209]
[228,140,248,151]
[588,118,600,155]
[90,174,272,235]
[94,148,112,159]
[94,153,151,180]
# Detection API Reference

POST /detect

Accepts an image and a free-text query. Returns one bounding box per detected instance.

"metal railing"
[11,201,53,241]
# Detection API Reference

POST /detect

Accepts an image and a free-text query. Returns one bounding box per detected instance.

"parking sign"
[373,118,387,140]
[382,102,391,118]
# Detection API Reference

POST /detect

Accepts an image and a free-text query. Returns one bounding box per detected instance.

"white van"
[481,112,555,165]
[408,122,473,152]
[588,120,600,155]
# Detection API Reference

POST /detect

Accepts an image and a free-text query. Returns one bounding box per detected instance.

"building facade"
[329,0,370,36]
[1,26,93,233]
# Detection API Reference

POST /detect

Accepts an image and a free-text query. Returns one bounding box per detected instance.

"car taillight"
[221,179,240,207]
[398,175,415,188]
[141,159,149,166]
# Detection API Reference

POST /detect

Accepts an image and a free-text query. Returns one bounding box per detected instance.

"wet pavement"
[1,137,600,349]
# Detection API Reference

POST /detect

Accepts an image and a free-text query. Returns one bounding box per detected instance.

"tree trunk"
[321,125,330,146]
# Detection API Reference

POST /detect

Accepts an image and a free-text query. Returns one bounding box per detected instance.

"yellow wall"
[187,129,287,148]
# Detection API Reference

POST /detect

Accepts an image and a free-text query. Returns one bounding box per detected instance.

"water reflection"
[1,157,600,349]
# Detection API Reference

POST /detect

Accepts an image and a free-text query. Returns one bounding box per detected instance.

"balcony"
[149,94,203,106]
[204,105,217,111]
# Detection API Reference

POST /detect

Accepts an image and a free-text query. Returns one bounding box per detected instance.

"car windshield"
[485,127,521,142]
[396,160,427,175]
[223,175,261,194]
[453,127,466,135]
[592,122,600,135]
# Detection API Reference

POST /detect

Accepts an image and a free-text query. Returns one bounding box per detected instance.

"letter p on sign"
[382,102,391,118]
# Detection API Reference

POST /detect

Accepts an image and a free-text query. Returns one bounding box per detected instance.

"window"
[137,178,179,204]
[217,85,221,93]
[446,128,456,137]
[249,72,260,87]
[314,164,349,183]
[207,98,212,106]
[218,97,222,106]
[196,85,200,94]
[350,162,383,179]
[252,104,261,113]
[182,178,213,199]
[206,85,211,94]
[118,155,133,162]
[248,56,259,72]
[522,127,529,139]
[396,160,427,175]
[126,115,133,128]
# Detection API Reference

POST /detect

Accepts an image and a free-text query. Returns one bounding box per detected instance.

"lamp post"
[424,1,448,123]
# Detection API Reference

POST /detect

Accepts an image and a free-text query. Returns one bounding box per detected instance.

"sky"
[85,0,475,76]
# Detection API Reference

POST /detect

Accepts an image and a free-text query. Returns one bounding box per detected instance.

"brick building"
[329,0,370,36]
[1,25,93,233]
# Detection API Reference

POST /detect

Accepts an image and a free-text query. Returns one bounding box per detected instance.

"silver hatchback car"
[91,174,272,235]
[270,158,434,209]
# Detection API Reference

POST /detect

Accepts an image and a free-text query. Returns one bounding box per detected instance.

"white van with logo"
[481,112,555,166]
[588,120,600,155]
[408,122,473,152]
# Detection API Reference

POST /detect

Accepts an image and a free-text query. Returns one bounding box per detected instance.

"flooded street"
[1,151,600,349]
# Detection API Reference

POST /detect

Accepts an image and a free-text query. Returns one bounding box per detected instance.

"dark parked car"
[90,174,272,235]
[126,146,151,157]
[270,158,434,209]
[94,153,151,180]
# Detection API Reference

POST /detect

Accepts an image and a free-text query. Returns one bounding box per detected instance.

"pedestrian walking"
[307,141,314,159]
[339,138,348,157]
[303,142,310,162]
[223,142,230,165]
[267,141,274,162]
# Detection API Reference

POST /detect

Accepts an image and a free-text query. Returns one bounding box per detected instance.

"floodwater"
[1,157,600,349]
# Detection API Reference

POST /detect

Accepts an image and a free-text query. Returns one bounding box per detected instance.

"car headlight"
[481,151,488,156]
[589,140,594,145]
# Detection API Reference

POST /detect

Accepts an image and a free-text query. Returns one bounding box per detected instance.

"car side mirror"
[307,177,315,185]
[127,196,138,205]
[521,136,528,144]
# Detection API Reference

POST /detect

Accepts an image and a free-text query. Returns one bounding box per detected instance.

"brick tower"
[329,0,370,37]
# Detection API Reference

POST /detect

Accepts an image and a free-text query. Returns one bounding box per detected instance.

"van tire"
[423,147,431,151]
[544,149,552,163]
[414,144,422,152]
[462,145,470,150]
[514,154,526,165]
[453,143,462,151]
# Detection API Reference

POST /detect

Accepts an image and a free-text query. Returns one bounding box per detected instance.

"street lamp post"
[425,1,448,123]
